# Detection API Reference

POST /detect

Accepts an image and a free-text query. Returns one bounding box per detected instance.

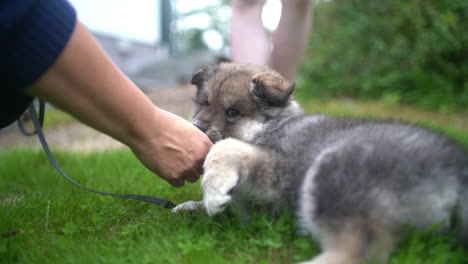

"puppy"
[173,63,468,264]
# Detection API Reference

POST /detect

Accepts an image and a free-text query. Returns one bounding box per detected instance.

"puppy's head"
[191,63,300,142]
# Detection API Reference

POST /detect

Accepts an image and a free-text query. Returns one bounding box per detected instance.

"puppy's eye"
[225,108,240,119]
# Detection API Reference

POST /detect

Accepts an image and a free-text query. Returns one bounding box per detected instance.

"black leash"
[17,100,176,209]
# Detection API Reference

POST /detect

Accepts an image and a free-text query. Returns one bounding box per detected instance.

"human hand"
[130,108,213,187]
[25,22,212,187]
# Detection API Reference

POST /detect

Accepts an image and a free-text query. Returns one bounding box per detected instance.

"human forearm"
[26,22,213,186]
[27,22,157,148]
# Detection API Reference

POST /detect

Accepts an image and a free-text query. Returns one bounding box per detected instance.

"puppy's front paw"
[202,170,238,216]
[204,190,232,216]
[201,138,247,216]
[171,200,204,213]
[202,166,240,216]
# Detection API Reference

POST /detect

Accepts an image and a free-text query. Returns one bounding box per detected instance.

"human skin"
[26,21,213,187]
[231,0,271,66]
[230,0,314,81]
[270,0,314,80]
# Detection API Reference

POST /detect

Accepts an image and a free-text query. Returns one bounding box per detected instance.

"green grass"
[1,100,467,263]
[0,150,318,263]
[41,108,77,129]
[18,107,77,133]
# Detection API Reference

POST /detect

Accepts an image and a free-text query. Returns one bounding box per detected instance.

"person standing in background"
[230,0,314,81]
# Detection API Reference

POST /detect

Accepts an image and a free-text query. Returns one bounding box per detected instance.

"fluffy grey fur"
[175,63,468,264]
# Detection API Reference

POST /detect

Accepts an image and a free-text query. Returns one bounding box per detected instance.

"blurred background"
[68,0,282,88]
[68,0,467,112]
[66,0,466,112]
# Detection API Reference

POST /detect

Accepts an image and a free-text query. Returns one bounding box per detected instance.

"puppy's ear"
[190,69,205,86]
[191,65,216,87]
[252,74,295,106]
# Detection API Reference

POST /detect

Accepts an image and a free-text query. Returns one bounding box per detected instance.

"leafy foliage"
[298,0,468,111]
[174,1,229,55]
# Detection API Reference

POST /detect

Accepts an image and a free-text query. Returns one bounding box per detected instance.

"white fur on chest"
[238,120,266,141]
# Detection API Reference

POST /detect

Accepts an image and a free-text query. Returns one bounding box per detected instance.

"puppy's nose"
[193,119,208,133]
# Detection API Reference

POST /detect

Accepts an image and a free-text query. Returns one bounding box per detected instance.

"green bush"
[298,0,468,112]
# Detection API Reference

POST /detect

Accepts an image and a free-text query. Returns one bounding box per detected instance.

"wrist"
[123,105,164,152]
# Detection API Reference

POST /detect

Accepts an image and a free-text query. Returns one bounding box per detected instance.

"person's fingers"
[184,169,200,183]
[195,136,212,175]
[196,164,204,175]
[165,176,185,188]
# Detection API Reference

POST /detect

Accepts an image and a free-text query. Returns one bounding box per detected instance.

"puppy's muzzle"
[193,119,209,133]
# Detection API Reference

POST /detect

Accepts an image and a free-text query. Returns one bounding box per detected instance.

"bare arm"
[26,21,213,187]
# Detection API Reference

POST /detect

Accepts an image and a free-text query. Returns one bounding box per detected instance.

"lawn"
[1,99,467,264]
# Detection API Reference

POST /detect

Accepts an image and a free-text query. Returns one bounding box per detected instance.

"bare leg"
[271,0,314,80]
[231,0,314,81]
[230,0,271,65]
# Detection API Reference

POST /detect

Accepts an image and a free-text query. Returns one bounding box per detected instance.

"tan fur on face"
[191,63,297,142]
